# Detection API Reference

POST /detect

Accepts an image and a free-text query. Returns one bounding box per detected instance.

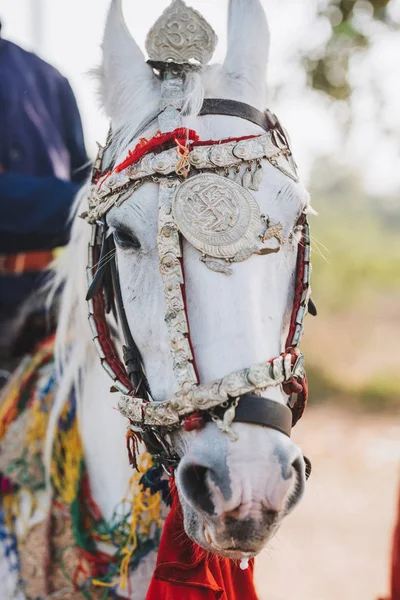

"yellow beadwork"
[51,408,84,506]
[0,335,163,596]
[93,451,162,591]
[25,395,49,448]
[2,493,16,529]
[0,336,54,441]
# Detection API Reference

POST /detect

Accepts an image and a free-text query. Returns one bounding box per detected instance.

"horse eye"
[113,229,141,250]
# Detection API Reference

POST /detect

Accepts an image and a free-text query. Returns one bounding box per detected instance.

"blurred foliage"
[304,160,400,411]
[311,204,400,311]
[305,0,396,99]
[307,365,400,412]
[309,160,400,311]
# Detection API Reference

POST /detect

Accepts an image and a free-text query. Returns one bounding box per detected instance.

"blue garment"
[0,272,50,311]
[0,38,89,313]
[0,171,80,311]
[0,173,79,253]
[0,38,89,183]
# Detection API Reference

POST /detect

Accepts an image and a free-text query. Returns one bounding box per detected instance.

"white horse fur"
[2,1,313,598]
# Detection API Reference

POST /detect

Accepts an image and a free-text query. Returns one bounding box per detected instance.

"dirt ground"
[255,406,400,600]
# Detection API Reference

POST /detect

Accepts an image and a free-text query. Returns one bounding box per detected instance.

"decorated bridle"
[82,0,315,476]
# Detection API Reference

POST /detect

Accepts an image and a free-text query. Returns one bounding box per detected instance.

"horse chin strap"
[85,65,314,477]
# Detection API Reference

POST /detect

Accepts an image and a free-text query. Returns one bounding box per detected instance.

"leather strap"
[109,235,150,399]
[86,231,109,301]
[103,98,280,174]
[234,395,312,479]
[86,226,149,398]
[200,99,272,132]
[233,395,292,437]
[146,63,273,133]
[123,98,274,140]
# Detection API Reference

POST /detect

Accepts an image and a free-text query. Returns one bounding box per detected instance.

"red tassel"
[126,428,141,470]
[81,473,103,522]
[115,128,199,173]
[183,412,205,432]
[283,376,303,396]
[73,555,91,589]
[95,132,264,182]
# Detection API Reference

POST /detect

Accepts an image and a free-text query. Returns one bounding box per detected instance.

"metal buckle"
[210,398,240,442]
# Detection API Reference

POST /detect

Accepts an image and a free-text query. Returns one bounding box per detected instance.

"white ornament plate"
[145,0,218,66]
[172,174,261,260]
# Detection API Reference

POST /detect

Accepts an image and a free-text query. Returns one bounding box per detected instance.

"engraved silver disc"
[172,174,261,260]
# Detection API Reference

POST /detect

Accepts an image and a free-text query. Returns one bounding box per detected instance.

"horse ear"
[99,0,158,125]
[222,0,270,108]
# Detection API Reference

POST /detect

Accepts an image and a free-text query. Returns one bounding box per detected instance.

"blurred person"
[380,487,400,600]
[0,18,89,383]
[390,490,400,600]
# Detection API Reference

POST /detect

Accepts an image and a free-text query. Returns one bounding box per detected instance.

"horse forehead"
[108,184,159,229]
[109,170,302,230]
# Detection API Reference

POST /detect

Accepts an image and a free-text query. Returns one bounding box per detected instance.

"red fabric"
[113,130,262,174]
[379,486,400,600]
[115,128,200,173]
[390,488,400,600]
[0,249,57,274]
[146,484,259,600]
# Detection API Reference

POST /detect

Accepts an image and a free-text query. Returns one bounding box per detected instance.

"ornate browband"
[82,124,298,225]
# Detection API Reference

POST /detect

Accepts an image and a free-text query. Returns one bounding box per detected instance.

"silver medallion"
[172,174,261,262]
[146,0,218,66]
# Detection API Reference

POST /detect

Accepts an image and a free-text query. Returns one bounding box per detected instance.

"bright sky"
[1,0,399,195]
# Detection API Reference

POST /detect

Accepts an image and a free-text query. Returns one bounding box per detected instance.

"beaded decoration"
[0,336,164,599]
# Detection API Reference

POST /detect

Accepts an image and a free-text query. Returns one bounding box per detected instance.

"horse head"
[84,0,313,561]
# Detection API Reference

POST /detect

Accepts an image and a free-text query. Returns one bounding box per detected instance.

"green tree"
[305,0,396,99]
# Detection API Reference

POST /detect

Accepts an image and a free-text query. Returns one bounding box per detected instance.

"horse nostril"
[303,454,312,479]
[292,457,306,482]
[222,504,244,520]
[286,456,306,512]
[179,464,215,515]
[291,457,304,478]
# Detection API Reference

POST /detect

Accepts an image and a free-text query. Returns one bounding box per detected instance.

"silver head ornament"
[145,0,218,66]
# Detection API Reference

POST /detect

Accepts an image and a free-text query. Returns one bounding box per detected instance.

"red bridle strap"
[88,229,133,394]
[283,214,310,424]
[111,129,262,175]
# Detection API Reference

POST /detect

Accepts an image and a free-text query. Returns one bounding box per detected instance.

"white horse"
[1,1,313,598]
